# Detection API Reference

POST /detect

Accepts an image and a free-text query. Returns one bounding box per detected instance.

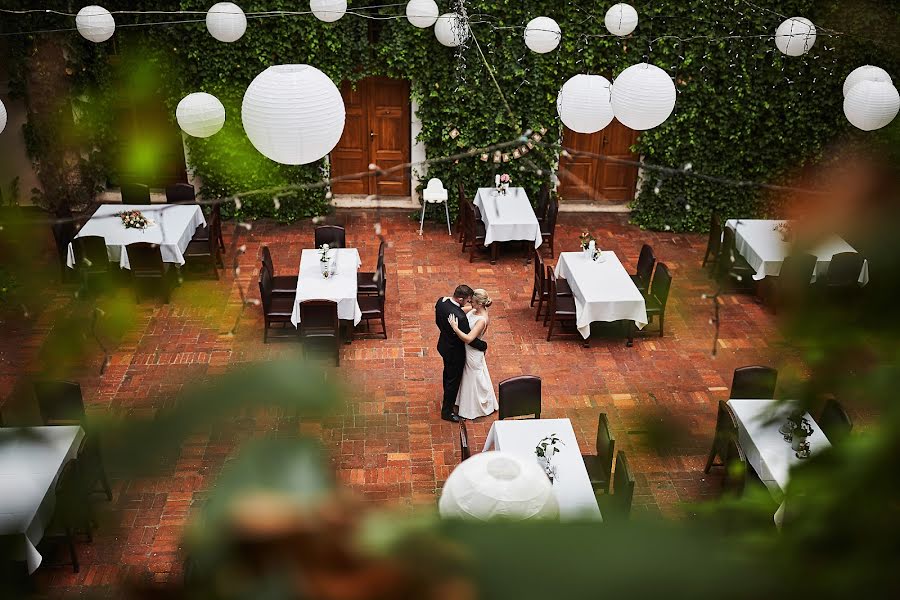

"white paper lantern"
[176,93,226,138]
[611,63,677,131]
[75,6,115,43]
[434,13,469,47]
[557,75,614,134]
[605,3,638,37]
[843,80,900,131]
[0,99,7,135]
[206,2,247,43]
[310,0,347,23]
[524,17,561,54]
[406,0,439,29]
[438,451,559,521]
[843,65,892,97]
[775,17,816,56]
[241,65,345,165]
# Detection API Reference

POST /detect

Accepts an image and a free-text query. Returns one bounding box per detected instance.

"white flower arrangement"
[116,210,153,230]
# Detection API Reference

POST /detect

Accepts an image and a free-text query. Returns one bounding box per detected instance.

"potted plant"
[534,434,564,482]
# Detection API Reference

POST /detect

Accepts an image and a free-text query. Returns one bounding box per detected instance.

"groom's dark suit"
[435,298,488,419]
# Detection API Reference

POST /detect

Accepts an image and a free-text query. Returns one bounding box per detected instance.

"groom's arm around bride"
[435,298,487,353]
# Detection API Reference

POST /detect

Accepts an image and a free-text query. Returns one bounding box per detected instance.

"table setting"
[473,177,542,253]
[290,246,363,328]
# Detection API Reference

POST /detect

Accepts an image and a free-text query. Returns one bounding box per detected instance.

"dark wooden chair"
[545,268,578,340]
[121,183,151,205]
[630,244,656,294]
[466,204,490,263]
[540,197,559,257]
[38,460,87,572]
[455,182,471,244]
[582,413,615,494]
[358,240,385,296]
[314,225,346,248]
[258,268,295,343]
[704,400,739,473]
[299,300,340,365]
[183,223,220,279]
[260,246,298,296]
[643,262,671,337]
[715,226,756,290]
[822,252,864,300]
[126,242,173,303]
[730,366,777,400]
[597,451,635,520]
[70,235,111,292]
[51,219,78,282]
[190,207,225,266]
[531,251,571,322]
[535,182,550,226]
[818,396,852,441]
[164,183,196,204]
[459,422,471,461]
[356,276,387,339]
[766,253,816,313]
[721,437,747,497]
[702,212,722,269]
[498,375,541,420]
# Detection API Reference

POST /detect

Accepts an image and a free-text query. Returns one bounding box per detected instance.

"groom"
[435,285,488,422]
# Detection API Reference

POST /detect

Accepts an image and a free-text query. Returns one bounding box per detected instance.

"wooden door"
[330,77,410,196]
[558,120,640,203]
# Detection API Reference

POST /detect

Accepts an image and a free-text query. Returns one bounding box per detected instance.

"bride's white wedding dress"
[455,312,498,419]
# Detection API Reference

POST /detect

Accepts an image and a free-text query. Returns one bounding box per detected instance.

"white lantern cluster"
[206,2,247,43]
[0,99,7,135]
[523,17,560,54]
[843,71,899,132]
[176,92,226,138]
[405,0,438,29]
[774,17,816,56]
[557,75,613,134]
[241,65,346,165]
[605,3,638,37]
[310,0,347,23]
[611,63,677,130]
[843,65,892,97]
[75,5,116,43]
[434,13,469,47]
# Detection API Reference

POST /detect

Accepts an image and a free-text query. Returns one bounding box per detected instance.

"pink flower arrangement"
[499,173,511,184]
[116,210,151,230]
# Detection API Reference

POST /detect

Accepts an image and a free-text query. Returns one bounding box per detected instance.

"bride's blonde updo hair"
[472,289,493,308]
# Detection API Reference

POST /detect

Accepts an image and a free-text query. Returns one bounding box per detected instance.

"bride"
[448,289,498,419]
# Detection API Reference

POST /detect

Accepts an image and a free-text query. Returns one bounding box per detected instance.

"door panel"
[557,121,639,203]
[330,82,369,195]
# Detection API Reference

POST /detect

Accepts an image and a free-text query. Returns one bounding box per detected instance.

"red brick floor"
[3,210,799,596]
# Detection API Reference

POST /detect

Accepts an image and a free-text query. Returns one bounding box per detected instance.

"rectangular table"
[725,219,869,284]
[291,248,363,327]
[473,187,542,262]
[554,251,648,340]
[66,204,206,270]
[0,426,85,573]
[483,418,602,521]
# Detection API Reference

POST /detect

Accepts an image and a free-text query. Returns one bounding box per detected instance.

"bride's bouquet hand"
[447,314,459,331]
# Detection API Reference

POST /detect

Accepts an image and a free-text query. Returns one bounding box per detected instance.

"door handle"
[370,131,376,139]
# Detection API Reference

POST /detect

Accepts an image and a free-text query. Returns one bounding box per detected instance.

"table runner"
[473,187,542,249]
[291,248,363,327]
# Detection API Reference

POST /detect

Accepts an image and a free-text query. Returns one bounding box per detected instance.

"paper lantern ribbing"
[843,80,900,131]
[241,65,346,165]
[524,17,561,54]
[843,65,892,97]
[310,0,347,23]
[557,75,614,134]
[438,451,559,521]
[206,2,247,43]
[775,17,816,56]
[605,3,638,37]
[434,13,469,47]
[0,99,7,135]
[611,63,677,131]
[176,93,226,138]
[75,6,115,43]
[406,0,439,29]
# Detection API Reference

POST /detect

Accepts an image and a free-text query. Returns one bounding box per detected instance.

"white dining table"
[290,248,363,327]
[66,204,206,270]
[554,251,648,339]
[725,219,869,284]
[0,426,85,573]
[483,418,602,521]
[473,187,542,249]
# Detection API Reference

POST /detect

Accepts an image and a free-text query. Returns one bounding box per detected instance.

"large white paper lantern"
[611,63,676,130]
[206,2,246,43]
[0,99,7,135]
[405,0,438,29]
[605,3,638,37]
[843,65,892,97]
[176,93,226,138]
[775,17,816,56]
[843,80,900,131]
[241,65,345,165]
[75,6,115,43]
[438,451,559,521]
[524,17,561,54]
[557,75,614,134]
[434,13,469,47]
[310,0,347,23]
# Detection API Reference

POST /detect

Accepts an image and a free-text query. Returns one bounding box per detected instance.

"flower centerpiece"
[116,210,152,230]
[780,411,815,454]
[774,221,795,243]
[318,243,332,278]
[534,433,565,482]
[497,173,511,195]
[579,232,594,251]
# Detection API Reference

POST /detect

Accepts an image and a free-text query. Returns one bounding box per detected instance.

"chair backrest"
[258,268,273,313]
[649,263,672,307]
[165,183,196,204]
[635,244,656,287]
[818,396,852,441]
[376,239,386,273]
[71,235,108,268]
[533,249,546,291]
[713,400,739,443]
[121,183,151,205]
[261,246,276,278]
[536,183,550,220]
[779,253,817,290]
[596,412,615,482]
[299,300,339,338]
[498,375,542,419]
[545,197,559,230]
[34,380,86,426]
[126,242,165,274]
[825,252,864,287]
[457,181,466,205]
[459,422,471,461]
[425,178,444,192]
[314,225,346,248]
[730,366,777,399]
[53,459,85,526]
[610,451,635,518]
[707,213,722,255]
[722,437,747,496]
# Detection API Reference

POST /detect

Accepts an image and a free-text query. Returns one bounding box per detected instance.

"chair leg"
[547,315,555,341]
[67,528,80,573]
[444,200,452,236]
[419,201,427,235]
[381,314,388,339]
[264,319,269,344]
[703,444,718,473]
[535,296,545,322]
[530,285,537,307]
[659,312,665,338]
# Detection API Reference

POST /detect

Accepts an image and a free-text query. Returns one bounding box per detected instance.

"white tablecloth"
[291,248,363,327]
[554,251,648,339]
[483,418,602,521]
[66,204,206,270]
[0,426,85,573]
[725,219,869,284]
[473,187,542,249]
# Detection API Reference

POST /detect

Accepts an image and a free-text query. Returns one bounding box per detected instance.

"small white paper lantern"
[0,99,7,135]
[241,65,346,165]
[438,451,559,521]
[434,13,469,47]
[611,63,677,130]
[310,0,347,23]
[775,17,816,56]
[176,93,226,138]
[524,17,561,54]
[557,74,614,134]
[406,0,439,29]
[206,2,247,43]
[843,65,892,97]
[75,6,115,43]
[843,80,900,131]
[605,3,638,37]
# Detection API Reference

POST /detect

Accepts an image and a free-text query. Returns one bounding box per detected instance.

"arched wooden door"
[557,120,640,204]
